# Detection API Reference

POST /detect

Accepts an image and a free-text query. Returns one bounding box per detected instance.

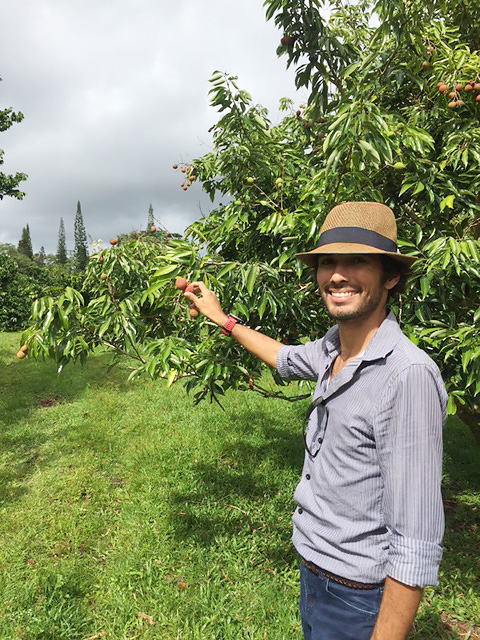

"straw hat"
[295,202,416,267]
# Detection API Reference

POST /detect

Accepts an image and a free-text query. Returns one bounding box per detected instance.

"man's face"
[316,254,399,322]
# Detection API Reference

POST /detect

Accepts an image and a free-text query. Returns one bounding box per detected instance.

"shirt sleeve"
[374,363,447,588]
[276,341,322,381]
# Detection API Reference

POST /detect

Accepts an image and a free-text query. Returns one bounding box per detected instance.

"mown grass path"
[0,333,478,639]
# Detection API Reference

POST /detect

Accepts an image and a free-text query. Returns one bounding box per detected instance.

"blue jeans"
[299,562,384,640]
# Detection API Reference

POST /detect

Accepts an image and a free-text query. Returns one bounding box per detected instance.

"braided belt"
[301,557,385,590]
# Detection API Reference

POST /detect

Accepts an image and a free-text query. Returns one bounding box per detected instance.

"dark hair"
[379,255,411,296]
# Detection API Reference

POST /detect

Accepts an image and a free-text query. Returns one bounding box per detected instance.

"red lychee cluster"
[437,79,480,108]
[172,164,196,190]
[294,104,314,130]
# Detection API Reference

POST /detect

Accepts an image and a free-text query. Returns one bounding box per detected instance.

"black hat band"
[316,227,397,253]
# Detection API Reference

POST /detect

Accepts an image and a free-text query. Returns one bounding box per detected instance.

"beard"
[320,283,386,323]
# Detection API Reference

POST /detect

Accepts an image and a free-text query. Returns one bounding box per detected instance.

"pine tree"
[17,224,33,259]
[36,246,46,267]
[73,201,88,270]
[56,218,67,265]
[147,203,154,231]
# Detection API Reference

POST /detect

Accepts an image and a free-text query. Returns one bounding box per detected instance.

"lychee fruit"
[175,277,188,291]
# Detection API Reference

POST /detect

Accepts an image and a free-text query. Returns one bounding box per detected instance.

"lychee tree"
[0,97,27,200]
[23,0,479,426]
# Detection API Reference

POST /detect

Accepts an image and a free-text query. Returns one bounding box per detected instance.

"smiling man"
[184,201,447,640]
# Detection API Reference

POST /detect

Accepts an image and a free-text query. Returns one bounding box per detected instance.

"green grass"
[0,332,478,639]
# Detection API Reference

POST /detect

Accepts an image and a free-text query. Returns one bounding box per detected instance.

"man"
[184,202,447,640]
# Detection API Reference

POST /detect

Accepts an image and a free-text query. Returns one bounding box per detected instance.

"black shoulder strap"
[306,396,325,420]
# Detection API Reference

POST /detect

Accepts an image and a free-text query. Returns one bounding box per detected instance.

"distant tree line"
[1,203,167,331]
[16,201,89,269]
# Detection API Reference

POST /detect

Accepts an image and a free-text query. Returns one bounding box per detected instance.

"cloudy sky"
[0,0,304,255]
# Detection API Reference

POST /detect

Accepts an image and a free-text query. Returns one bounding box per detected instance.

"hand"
[183,281,228,327]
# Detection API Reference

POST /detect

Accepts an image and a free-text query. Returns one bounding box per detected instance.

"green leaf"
[216,262,237,278]
[419,276,431,298]
[167,369,176,387]
[56,306,68,330]
[446,394,456,415]
[245,264,258,296]
[440,195,455,211]
[342,61,362,78]
[358,140,380,162]
[153,264,180,277]
[278,251,290,269]
[412,182,424,195]
[258,292,268,319]
[43,311,54,330]
[98,318,111,338]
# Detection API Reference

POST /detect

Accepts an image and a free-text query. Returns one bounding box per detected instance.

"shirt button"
[318,438,323,443]
[298,507,303,514]
[306,474,311,480]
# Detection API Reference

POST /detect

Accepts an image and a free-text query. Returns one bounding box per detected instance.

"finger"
[189,281,210,296]
[183,290,197,303]
[188,308,199,318]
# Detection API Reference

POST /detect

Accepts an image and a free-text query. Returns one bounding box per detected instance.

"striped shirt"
[276,311,447,588]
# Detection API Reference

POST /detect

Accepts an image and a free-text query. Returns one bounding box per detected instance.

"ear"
[384,274,400,290]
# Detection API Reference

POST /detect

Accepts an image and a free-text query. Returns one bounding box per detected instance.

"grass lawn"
[0,332,478,639]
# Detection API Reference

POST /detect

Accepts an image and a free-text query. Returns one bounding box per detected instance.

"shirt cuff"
[276,345,297,380]
[386,534,443,587]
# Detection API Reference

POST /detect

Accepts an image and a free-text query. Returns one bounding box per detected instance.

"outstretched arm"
[183,281,284,369]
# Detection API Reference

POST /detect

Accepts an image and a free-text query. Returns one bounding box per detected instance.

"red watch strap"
[221,315,238,336]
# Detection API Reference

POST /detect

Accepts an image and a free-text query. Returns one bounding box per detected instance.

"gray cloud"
[0,0,302,254]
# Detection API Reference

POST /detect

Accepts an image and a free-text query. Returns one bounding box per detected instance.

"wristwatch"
[221,314,242,336]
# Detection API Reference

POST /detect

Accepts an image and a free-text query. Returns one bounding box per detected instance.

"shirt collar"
[322,310,403,363]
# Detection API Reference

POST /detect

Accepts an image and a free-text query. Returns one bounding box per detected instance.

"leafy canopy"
[22,0,480,417]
